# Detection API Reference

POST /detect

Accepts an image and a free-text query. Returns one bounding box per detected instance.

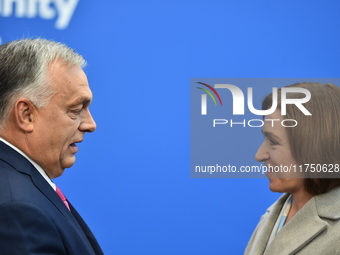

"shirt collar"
[0,137,56,191]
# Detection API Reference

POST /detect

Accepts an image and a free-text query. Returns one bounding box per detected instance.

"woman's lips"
[266,171,274,177]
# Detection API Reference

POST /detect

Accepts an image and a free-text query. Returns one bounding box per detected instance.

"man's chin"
[61,156,76,170]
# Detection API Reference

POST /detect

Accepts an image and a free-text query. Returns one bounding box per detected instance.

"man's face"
[26,60,96,179]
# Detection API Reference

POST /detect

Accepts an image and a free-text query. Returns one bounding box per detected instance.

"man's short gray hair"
[0,38,86,129]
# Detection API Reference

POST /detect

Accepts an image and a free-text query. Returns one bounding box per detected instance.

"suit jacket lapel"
[30,167,70,215]
[245,194,289,255]
[69,202,104,255]
[0,142,97,255]
[28,162,97,255]
[264,196,327,255]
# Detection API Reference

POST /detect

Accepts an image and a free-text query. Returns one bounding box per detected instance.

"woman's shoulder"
[315,185,340,220]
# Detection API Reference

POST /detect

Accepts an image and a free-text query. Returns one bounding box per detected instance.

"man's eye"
[72,109,82,115]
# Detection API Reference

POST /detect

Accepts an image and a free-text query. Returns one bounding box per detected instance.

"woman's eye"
[268,138,278,145]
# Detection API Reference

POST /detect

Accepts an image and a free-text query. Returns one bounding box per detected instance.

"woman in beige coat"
[245,82,340,255]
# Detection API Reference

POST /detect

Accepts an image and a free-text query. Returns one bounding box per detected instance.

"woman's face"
[255,110,305,194]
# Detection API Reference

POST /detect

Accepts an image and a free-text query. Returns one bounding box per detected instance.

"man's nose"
[80,109,96,133]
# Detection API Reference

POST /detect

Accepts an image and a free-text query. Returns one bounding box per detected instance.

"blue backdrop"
[1,1,340,254]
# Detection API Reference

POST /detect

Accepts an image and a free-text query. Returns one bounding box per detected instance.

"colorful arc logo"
[196,82,223,115]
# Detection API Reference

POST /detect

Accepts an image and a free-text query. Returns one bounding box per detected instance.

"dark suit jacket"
[0,141,104,255]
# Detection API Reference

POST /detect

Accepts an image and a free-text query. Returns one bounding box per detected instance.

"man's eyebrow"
[70,97,92,107]
[262,130,281,142]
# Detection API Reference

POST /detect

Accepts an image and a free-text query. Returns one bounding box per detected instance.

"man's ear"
[14,98,36,132]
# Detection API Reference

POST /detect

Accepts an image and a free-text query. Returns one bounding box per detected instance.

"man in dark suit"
[0,38,103,254]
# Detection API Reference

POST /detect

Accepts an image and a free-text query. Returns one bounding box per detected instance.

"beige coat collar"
[246,186,340,255]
